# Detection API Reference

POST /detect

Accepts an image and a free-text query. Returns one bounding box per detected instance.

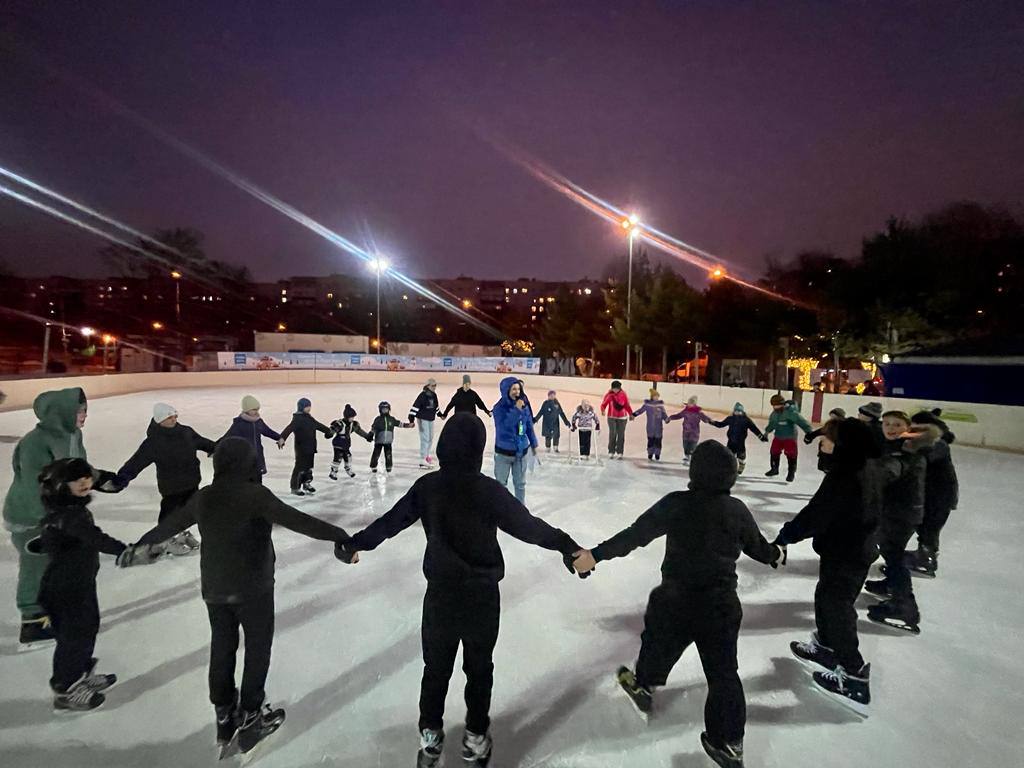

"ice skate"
[615,666,652,719]
[700,732,744,768]
[345,464,356,478]
[737,459,745,474]
[867,598,921,634]
[82,658,117,692]
[237,702,285,754]
[215,695,239,759]
[462,729,492,766]
[908,546,938,578]
[863,578,891,598]
[785,456,797,482]
[417,727,444,768]
[302,481,317,495]
[329,464,339,481]
[53,675,105,713]
[290,488,306,497]
[18,614,55,652]
[765,455,780,477]
[790,632,836,672]
[812,663,871,716]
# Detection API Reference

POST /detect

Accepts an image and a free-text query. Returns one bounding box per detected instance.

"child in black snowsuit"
[804,407,846,473]
[328,404,373,480]
[906,410,958,577]
[369,401,413,474]
[33,458,160,711]
[573,441,782,768]
[863,411,939,633]
[533,390,571,452]
[709,402,766,474]
[278,397,333,496]
[115,402,217,554]
[130,437,351,755]
[774,418,880,714]
[336,414,583,768]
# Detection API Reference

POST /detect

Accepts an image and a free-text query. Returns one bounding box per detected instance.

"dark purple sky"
[1,1,1021,283]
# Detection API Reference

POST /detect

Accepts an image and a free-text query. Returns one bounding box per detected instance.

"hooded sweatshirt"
[136,438,350,603]
[775,419,882,564]
[492,377,537,457]
[409,387,439,422]
[633,398,669,439]
[764,403,812,440]
[592,441,779,591]
[346,414,579,584]
[711,403,764,446]
[116,419,217,496]
[3,388,88,530]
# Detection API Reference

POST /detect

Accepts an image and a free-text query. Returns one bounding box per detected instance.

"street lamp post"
[171,270,182,323]
[621,213,640,379]
[42,323,51,374]
[369,258,388,353]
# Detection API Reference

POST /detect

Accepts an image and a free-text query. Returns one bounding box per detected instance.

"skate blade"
[867,614,921,634]
[613,676,650,722]
[53,701,106,715]
[17,639,56,653]
[909,569,936,579]
[790,652,833,674]
[809,679,870,718]
[218,735,239,761]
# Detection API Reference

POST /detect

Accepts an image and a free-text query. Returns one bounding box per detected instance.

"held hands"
[277,438,286,449]
[563,550,593,579]
[770,544,787,569]
[759,434,769,442]
[334,541,360,564]
[568,549,597,577]
[117,543,165,568]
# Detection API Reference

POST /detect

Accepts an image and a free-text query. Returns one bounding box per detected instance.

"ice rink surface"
[1,383,1022,768]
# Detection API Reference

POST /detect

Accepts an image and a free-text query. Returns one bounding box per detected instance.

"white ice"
[1,382,1022,768]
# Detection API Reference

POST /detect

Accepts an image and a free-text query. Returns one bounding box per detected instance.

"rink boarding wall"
[0,370,1021,451]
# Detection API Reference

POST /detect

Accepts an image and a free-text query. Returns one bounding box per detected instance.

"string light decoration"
[786,357,820,391]
[501,339,535,355]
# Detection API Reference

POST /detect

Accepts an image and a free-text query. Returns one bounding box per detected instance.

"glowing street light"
[80,326,95,338]
[152,321,164,331]
[462,299,472,309]
[277,322,287,331]
[621,213,642,379]
[170,270,182,323]
[710,267,725,280]
[369,257,389,353]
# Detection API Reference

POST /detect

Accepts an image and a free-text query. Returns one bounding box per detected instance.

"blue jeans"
[493,452,527,503]
[418,419,435,461]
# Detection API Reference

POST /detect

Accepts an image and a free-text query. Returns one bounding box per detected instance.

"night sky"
[1,1,1021,283]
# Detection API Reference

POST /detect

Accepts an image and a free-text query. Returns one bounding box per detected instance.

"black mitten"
[335,540,357,564]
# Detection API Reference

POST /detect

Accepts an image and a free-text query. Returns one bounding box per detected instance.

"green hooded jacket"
[3,388,87,531]
[764,403,812,440]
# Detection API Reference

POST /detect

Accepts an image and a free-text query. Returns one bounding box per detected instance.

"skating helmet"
[378,401,391,413]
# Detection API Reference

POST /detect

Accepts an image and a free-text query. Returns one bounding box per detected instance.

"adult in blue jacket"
[491,377,537,503]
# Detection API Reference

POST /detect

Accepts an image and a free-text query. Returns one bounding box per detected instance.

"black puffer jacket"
[136,438,350,603]
[911,411,959,513]
[36,490,127,593]
[874,425,941,527]
[116,420,217,495]
[347,414,580,584]
[280,412,333,455]
[775,419,881,564]
[592,441,780,592]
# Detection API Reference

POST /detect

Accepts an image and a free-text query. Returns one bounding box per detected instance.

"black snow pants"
[40,570,100,692]
[206,593,275,712]
[635,581,745,745]
[159,488,197,524]
[370,443,393,471]
[815,558,870,671]
[917,500,953,552]
[290,450,315,490]
[878,518,918,603]
[419,581,501,735]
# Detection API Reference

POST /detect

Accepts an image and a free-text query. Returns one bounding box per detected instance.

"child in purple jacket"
[631,388,670,461]
[668,396,711,463]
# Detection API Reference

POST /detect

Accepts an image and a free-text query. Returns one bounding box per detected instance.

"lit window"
[522,288,528,294]
[281,288,287,295]
[281,297,288,303]
[531,315,537,321]
[327,292,333,299]
[584,288,592,295]
[513,288,518,294]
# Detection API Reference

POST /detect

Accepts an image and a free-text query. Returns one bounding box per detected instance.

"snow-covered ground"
[1,382,1022,768]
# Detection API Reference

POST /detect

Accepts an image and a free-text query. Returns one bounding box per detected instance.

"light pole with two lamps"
[620,213,641,379]
[368,258,388,354]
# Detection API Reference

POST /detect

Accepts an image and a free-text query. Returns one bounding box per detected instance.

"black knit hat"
[39,457,94,497]
[611,380,622,390]
[343,404,357,419]
[858,402,883,420]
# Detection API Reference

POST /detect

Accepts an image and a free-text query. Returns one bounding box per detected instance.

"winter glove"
[563,552,591,579]
[25,536,45,555]
[116,543,164,567]
[334,541,359,564]
[759,434,769,442]
[571,426,577,432]
[770,544,787,569]
[94,470,125,493]
[803,433,814,445]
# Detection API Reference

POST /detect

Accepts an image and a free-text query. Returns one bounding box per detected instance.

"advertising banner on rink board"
[218,352,540,374]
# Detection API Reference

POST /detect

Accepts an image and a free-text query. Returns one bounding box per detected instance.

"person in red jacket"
[600,380,633,459]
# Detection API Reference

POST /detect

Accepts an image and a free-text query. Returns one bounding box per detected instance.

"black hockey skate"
[215,695,239,760]
[237,702,285,754]
[863,578,891,598]
[329,466,339,481]
[907,547,937,578]
[615,666,652,719]
[812,663,871,717]
[82,657,117,691]
[462,729,492,767]
[19,614,55,652]
[789,632,836,672]
[785,457,797,483]
[700,732,744,768]
[302,482,317,495]
[867,598,920,634]
[53,675,105,713]
[417,728,444,768]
